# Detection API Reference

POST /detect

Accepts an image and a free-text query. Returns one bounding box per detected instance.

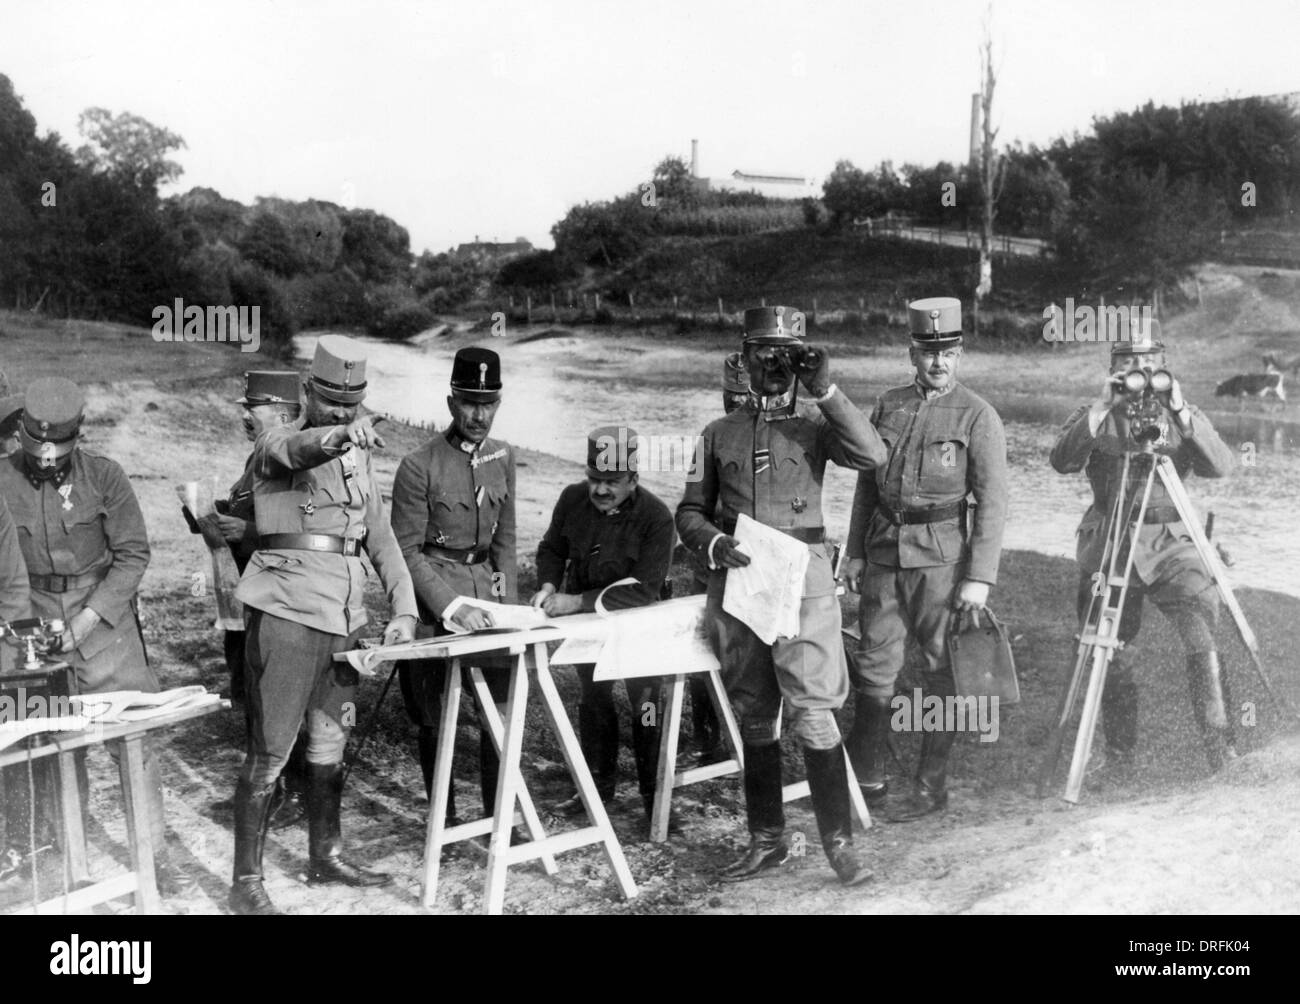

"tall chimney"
[691,138,699,178]
[969,94,980,167]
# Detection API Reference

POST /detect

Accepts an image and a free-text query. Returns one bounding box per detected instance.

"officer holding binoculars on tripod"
[1050,317,1236,776]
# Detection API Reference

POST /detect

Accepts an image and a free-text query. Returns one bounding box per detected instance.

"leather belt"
[719,520,825,544]
[30,567,108,593]
[262,533,364,556]
[877,500,965,526]
[422,544,491,565]
[1143,507,1182,525]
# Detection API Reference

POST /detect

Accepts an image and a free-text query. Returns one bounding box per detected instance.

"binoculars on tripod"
[1113,367,1174,398]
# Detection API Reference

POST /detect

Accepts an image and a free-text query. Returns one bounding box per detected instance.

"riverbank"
[1,261,1298,915]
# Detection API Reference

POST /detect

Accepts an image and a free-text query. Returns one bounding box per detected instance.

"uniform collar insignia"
[914,379,956,401]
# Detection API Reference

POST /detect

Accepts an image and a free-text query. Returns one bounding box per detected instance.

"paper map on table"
[591,595,718,681]
[440,597,550,635]
[722,513,809,644]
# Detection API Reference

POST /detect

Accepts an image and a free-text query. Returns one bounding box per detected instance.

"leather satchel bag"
[947,607,1019,705]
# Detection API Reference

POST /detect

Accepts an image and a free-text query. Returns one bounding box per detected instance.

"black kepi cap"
[450,347,503,402]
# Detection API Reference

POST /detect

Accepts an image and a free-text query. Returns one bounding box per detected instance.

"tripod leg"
[1154,457,1297,721]
[1062,455,1157,804]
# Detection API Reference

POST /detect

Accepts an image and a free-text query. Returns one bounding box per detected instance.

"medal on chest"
[58,483,74,512]
[791,496,807,513]
[299,498,316,517]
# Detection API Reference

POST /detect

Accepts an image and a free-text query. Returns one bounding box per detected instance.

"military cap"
[450,347,503,402]
[308,334,368,404]
[1110,315,1164,356]
[19,377,84,462]
[586,424,640,480]
[722,352,749,393]
[908,297,963,348]
[742,305,806,345]
[0,395,22,438]
[237,371,302,407]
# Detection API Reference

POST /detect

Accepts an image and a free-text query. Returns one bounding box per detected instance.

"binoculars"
[1113,367,1173,398]
[762,343,822,374]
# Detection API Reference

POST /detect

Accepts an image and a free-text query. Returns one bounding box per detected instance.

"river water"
[297,332,1300,600]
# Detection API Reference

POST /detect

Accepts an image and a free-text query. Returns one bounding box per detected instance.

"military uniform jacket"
[390,430,517,622]
[223,452,259,573]
[1049,402,1233,575]
[235,419,417,636]
[0,449,150,670]
[536,483,675,613]
[0,495,30,623]
[676,388,886,595]
[847,382,1008,584]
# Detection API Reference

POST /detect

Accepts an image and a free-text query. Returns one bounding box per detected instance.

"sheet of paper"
[722,514,809,645]
[592,595,719,681]
[440,597,550,635]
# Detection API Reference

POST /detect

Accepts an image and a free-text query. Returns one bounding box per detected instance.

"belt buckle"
[461,550,474,564]
[50,574,69,592]
[888,509,904,527]
[343,539,359,556]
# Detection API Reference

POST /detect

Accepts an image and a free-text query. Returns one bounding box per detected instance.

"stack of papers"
[722,514,809,644]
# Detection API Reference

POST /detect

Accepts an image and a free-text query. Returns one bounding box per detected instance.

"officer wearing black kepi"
[679,353,752,770]
[390,347,514,827]
[532,426,678,832]
[677,306,886,886]
[1050,319,1236,774]
[0,377,180,891]
[845,297,1008,822]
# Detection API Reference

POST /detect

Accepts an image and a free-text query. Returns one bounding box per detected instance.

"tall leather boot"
[804,744,872,886]
[228,778,281,915]
[553,700,618,817]
[887,727,956,823]
[1187,652,1237,772]
[305,763,391,887]
[1100,660,1139,766]
[847,693,893,806]
[719,742,788,882]
[270,734,309,830]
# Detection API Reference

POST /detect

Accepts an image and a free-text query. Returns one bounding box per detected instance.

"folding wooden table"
[0,700,226,915]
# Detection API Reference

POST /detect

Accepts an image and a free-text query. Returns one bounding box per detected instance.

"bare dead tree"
[974,5,1006,332]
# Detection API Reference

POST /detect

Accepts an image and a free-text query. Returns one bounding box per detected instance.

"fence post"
[717,297,725,323]
[551,291,557,322]
[526,294,532,326]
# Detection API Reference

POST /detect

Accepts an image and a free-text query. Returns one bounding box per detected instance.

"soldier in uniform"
[676,306,885,886]
[209,371,308,825]
[229,336,418,915]
[844,298,1007,822]
[678,353,751,770]
[390,347,514,825]
[0,485,34,879]
[0,377,177,886]
[532,426,677,831]
[0,395,23,459]
[1050,320,1236,772]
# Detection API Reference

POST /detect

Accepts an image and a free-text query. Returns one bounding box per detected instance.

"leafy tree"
[339,208,411,285]
[74,107,185,194]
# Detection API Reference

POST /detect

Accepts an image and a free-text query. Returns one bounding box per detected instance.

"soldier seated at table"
[531,426,678,833]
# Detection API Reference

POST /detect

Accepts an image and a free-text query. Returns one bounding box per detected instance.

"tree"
[651,155,698,209]
[822,160,880,226]
[75,107,185,193]
[974,7,1004,306]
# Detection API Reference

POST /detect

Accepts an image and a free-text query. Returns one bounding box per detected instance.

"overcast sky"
[2,0,1295,254]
